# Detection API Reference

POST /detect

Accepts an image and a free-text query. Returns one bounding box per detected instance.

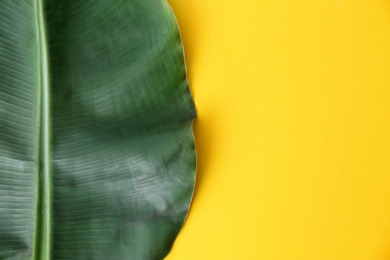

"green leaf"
[0,0,196,259]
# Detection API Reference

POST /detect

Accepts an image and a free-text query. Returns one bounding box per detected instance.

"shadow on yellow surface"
[172,1,211,205]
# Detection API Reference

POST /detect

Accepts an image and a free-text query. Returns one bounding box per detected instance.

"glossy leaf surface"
[0,0,196,259]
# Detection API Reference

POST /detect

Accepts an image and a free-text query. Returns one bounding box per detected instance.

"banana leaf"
[0,0,196,259]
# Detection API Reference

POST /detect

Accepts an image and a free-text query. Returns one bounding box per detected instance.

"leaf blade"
[0,1,40,259]
[46,1,196,259]
[0,0,196,259]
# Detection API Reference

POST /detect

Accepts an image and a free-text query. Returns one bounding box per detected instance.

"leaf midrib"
[33,0,51,259]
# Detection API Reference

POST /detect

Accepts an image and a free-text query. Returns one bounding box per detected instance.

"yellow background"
[167,0,390,259]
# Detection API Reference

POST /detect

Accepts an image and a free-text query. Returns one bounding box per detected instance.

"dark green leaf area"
[0,1,196,259]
